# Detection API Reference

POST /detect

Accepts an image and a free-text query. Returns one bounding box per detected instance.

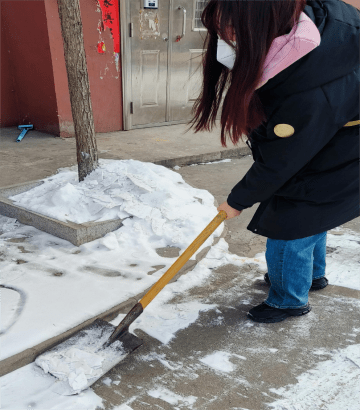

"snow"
[189,159,232,166]
[111,405,133,410]
[108,238,265,346]
[268,344,360,410]
[102,377,112,386]
[0,362,105,410]
[1,158,360,408]
[199,351,235,373]
[112,301,217,345]
[34,321,131,396]
[325,227,360,290]
[147,387,197,407]
[0,159,226,360]
[173,159,232,170]
[9,159,218,226]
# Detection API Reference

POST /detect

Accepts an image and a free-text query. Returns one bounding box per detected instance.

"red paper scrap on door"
[97,41,106,53]
[98,0,120,54]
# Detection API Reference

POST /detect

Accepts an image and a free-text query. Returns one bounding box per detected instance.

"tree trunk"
[57,0,98,182]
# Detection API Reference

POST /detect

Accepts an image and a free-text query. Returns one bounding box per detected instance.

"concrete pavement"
[84,156,360,410]
[1,124,360,409]
[0,123,249,188]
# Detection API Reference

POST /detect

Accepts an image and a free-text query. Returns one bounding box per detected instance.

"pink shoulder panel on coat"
[257,12,321,88]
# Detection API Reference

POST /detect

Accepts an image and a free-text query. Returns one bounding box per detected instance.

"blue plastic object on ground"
[16,125,33,142]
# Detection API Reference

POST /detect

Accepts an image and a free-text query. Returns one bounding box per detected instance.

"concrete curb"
[152,146,251,168]
[0,199,228,377]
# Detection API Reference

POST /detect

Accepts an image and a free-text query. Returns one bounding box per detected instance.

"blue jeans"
[265,231,327,309]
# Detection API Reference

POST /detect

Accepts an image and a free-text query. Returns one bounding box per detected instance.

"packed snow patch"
[199,351,236,373]
[112,405,134,410]
[147,387,197,407]
[122,301,217,345]
[102,377,112,386]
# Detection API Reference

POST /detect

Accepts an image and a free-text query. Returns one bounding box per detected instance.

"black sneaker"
[247,302,312,323]
[264,272,328,291]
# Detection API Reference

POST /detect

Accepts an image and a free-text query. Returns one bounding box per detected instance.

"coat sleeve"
[227,88,340,211]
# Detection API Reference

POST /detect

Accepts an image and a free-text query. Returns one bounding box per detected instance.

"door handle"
[176,6,186,42]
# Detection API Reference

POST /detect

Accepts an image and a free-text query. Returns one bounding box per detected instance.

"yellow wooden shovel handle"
[140,210,228,309]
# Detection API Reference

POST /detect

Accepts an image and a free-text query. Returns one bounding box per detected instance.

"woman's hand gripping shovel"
[34,210,228,394]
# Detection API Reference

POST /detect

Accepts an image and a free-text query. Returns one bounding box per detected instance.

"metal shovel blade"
[34,318,143,395]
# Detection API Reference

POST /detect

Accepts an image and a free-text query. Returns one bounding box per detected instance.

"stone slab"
[0,180,127,246]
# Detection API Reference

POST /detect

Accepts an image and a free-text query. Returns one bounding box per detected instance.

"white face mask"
[217,38,236,69]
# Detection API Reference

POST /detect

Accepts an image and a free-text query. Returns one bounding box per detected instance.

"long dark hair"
[188,0,307,147]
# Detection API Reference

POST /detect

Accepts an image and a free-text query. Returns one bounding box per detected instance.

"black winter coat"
[227,0,360,240]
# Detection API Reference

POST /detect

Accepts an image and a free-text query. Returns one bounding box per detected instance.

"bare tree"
[57,0,98,182]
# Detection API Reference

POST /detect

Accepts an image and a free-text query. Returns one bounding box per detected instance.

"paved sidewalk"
[0,124,250,188]
[1,125,360,409]
[0,122,248,377]
[89,157,360,410]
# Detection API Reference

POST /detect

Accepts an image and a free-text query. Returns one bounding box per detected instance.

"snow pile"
[34,321,130,396]
[36,347,105,393]
[0,362,104,410]
[9,159,216,230]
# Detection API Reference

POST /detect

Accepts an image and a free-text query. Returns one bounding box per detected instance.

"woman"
[189,0,360,323]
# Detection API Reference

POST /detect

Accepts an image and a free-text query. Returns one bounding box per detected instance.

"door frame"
[121,0,202,130]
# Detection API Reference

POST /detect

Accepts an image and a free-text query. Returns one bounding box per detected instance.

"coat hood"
[257,11,321,89]
[258,0,360,98]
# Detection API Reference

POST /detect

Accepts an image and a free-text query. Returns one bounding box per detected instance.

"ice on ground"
[147,387,197,407]
[199,351,235,373]
[268,344,360,410]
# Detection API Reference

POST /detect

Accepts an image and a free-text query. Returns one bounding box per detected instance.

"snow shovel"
[34,210,227,395]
